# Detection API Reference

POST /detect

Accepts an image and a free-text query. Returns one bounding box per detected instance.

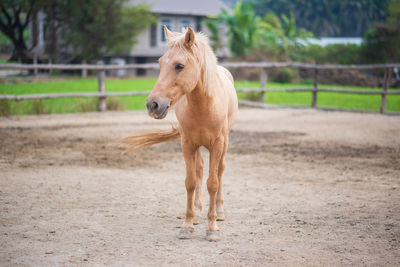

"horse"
[121,26,238,241]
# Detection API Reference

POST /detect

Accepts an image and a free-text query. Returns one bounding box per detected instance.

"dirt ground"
[0,108,399,266]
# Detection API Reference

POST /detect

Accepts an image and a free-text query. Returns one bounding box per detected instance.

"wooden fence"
[1,62,399,114]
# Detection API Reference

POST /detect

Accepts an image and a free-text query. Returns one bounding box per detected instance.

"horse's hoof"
[178,228,194,239]
[206,230,221,242]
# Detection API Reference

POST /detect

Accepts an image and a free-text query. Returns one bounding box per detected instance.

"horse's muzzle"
[146,97,170,119]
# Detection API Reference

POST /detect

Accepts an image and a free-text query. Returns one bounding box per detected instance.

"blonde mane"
[167,30,218,97]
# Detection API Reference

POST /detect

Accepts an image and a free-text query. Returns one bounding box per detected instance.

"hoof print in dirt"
[178,228,194,239]
[193,216,202,225]
[206,230,221,242]
[216,213,225,221]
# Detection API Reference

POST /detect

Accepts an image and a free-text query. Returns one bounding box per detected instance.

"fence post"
[82,60,87,78]
[33,54,38,76]
[380,68,391,114]
[97,61,106,112]
[49,58,52,76]
[260,68,267,102]
[312,67,318,108]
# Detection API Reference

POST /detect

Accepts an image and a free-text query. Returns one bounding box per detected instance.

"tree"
[258,12,313,60]
[203,19,220,52]
[362,0,400,63]
[0,0,38,61]
[0,0,156,62]
[206,1,259,57]
[207,1,312,59]
[251,0,391,37]
[59,0,155,62]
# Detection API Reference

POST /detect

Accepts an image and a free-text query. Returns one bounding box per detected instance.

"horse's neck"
[185,80,211,110]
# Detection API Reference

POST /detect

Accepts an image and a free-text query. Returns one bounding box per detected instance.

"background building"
[29,0,230,76]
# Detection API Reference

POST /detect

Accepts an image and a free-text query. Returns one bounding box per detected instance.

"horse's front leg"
[194,149,204,225]
[178,139,198,239]
[216,159,226,221]
[216,136,228,221]
[206,137,225,241]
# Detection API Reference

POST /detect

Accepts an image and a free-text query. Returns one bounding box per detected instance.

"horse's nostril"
[150,101,158,111]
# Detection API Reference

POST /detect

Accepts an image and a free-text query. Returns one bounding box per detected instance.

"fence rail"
[0,62,399,114]
[1,62,400,70]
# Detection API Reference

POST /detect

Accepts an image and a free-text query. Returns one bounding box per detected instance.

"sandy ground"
[0,108,399,266]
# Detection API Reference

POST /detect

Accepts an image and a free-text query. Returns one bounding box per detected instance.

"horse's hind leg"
[178,139,197,239]
[194,149,204,225]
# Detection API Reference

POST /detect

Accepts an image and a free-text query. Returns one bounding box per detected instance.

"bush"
[270,67,298,83]
[75,97,124,113]
[0,100,11,116]
[107,97,124,111]
[76,99,97,113]
[30,99,49,115]
[243,91,262,102]
[0,33,12,54]
[293,44,362,64]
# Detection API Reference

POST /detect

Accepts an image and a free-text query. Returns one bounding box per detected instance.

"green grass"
[236,80,400,112]
[0,78,156,115]
[0,77,399,116]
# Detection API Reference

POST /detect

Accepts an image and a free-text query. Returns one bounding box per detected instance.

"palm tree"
[205,1,259,57]
[258,12,313,60]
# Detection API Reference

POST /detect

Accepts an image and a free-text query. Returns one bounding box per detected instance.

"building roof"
[136,0,228,16]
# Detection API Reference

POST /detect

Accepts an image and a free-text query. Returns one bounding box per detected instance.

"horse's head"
[146,26,201,119]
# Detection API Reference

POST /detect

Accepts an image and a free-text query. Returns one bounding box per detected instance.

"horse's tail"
[119,126,180,154]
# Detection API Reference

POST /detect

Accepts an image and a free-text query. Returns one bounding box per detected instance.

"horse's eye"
[175,63,184,71]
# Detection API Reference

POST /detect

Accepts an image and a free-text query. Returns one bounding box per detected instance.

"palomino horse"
[122,26,238,241]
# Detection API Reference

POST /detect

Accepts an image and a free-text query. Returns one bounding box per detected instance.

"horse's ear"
[164,25,173,42]
[184,27,195,49]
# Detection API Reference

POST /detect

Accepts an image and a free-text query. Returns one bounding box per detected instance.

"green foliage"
[203,19,220,51]
[74,97,126,113]
[60,0,156,62]
[0,32,13,53]
[106,97,124,111]
[243,91,262,102]
[270,67,298,83]
[30,99,48,114]
[251,0,391,37]
[361,0,400,63]
[0,0,37,60]
[0,0,156,62]
[0,100,11,116]
[75,98,97,113]
[206,1,259,57]
[207,2,312,59]
[258,12,313,60]
[1,78,399,116]
[236,80,400,112]
[294,44,362,64]
[0,78,153,115]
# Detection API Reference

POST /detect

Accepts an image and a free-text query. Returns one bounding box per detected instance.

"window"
[150,24,157,47]
[38,18,45,45]
[160,19,172,44]
[180,19,194,31]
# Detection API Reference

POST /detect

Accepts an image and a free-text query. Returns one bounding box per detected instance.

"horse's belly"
[177,113,228,148]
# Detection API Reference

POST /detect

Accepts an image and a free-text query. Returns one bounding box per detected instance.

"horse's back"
[218,66,234,84]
